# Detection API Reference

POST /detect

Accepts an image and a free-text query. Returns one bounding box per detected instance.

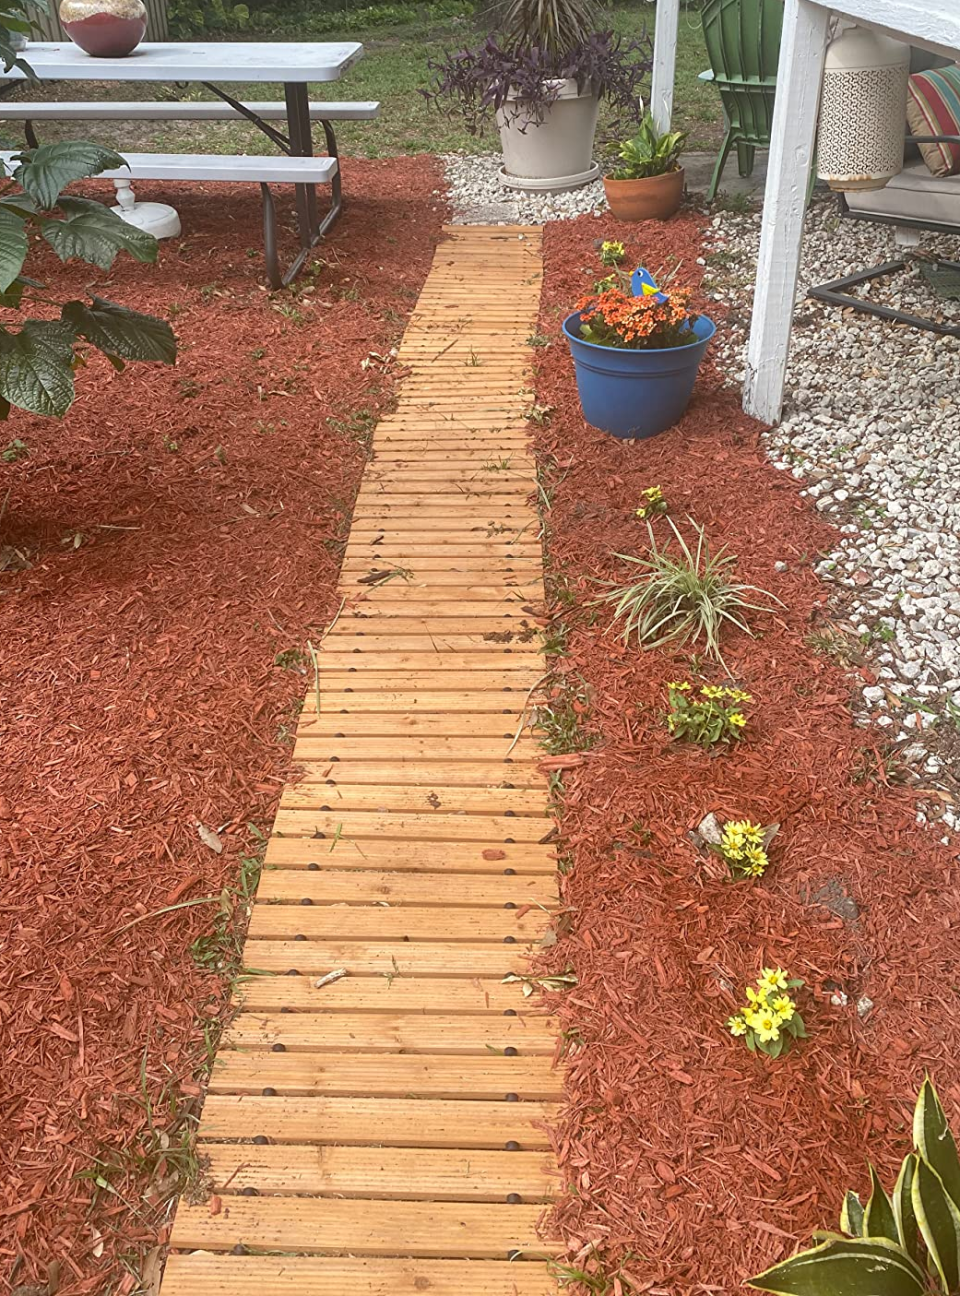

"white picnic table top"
[0,40,363,82]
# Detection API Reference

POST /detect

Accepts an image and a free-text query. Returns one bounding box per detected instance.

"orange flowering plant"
[575,284,699,350]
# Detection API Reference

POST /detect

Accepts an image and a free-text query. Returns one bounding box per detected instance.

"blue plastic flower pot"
[562,311,716,439]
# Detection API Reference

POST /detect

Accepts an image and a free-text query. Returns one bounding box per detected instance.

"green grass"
[16,3,721,156]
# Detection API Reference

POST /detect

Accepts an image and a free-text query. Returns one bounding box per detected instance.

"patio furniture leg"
[707,131,735,202]
[284,80,319,239]
[808,259,960,338]
[736,141,756,176]
[744,0,829,424]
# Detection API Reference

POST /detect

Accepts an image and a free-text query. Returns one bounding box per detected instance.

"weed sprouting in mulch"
[0,156,445,1294]
[531,211,959,1294]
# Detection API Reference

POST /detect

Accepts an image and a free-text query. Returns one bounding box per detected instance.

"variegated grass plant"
[751,1078,960,1296]
[599,517,783,666]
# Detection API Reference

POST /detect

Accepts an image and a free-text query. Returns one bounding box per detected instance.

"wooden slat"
[161,1255,558,1296]
[170,1196,559,1258]
[242,941,535,977]
[202,1144,555,1200]
[270,809,551,844]
[264,836,556,871]
[291,737,543,760]
[238,974,542,1012]
[256,869,557,907]
[209,1052,563,1099]
[224,1010,557,1054]
[294,714,536,737]
[245,904,550,942]
[279,785,546,816]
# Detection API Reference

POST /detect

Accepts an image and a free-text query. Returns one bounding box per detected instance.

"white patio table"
[0,41,363,284]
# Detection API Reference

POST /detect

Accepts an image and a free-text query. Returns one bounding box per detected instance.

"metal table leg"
[203,78,344,290]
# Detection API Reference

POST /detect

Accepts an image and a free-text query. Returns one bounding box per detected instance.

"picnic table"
[0,40,373,287]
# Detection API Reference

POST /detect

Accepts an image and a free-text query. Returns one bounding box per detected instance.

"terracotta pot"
[59,0,146,56]
[602,167,685,221]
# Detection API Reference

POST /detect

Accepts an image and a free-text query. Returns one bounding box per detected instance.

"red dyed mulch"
[0,156,445,1295]
[534,212,958,1294]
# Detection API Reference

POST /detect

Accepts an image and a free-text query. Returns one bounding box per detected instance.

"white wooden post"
[650,0,681,132]
[743,0,830,424]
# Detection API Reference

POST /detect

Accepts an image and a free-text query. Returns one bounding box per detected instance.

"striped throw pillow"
[907,66,960,177]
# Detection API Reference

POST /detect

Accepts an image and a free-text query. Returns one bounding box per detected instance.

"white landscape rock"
[442,152,606,225]
[703,199,960,803]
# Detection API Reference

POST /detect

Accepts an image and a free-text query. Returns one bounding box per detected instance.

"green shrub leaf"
[42,198,157,269]
[864,1164,900,1244]
[12,143,127,209]
[912,1154,960,1292]
[0,205,28,291]
[893,1154,920,1261]
[0,319,76,416]
[914,1077,960,1210]
[61,298,176,365]
[840,1190,865,1238]
[749,1236,926,1296]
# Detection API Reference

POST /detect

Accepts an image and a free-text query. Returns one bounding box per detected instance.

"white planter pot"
[496,79,600,192]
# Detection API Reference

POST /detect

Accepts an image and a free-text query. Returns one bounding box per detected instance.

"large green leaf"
[864,1164,900,1244]
[749,1237,926,1296]
[914,1077,960,1210]
[42,198,157,269]
[912,1155,960,1292]
[0,205,28,291]
[841,1190,866,1238]
[61,297,176,365]
[11,143,127,209]
[894,1155,921,1262]
[0,318,76,416]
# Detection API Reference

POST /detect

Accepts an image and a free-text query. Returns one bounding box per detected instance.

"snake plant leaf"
[840,1190,865,1238]
[864,1164,900,1244]
[748,1236,926,1296]
[912,1153,960,1292]
[893,1155,920,1261]
[914,1076,960,1210]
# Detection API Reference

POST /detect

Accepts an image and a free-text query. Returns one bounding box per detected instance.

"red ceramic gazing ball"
[59,0,147,57]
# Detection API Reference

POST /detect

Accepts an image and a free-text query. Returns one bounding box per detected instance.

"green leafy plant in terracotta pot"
[603,116,686,221]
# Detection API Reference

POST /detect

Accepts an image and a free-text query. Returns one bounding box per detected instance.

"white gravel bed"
[441,152,606,224]
[705,198,960,818]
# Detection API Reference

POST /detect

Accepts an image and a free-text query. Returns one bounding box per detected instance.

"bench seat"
[0,148,341,289]
[0,100,380,122]
[9,149,339,185]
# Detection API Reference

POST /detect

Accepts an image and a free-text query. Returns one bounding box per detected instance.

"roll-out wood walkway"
[161,226,563,1296]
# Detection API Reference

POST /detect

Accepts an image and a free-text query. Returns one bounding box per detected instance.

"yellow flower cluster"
[728,969,804,1055]
[635,485,667,519]
[720,819,768,877]
[600,239,626,266]
[700,684,751,704]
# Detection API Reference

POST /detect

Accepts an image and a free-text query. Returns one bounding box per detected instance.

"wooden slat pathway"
[161,227,562,1296]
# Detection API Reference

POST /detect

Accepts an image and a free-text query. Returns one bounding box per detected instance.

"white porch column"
[650,0,681,133]
[743,0,830,424]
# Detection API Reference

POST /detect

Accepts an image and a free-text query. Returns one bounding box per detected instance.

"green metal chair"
[699,0,783,201]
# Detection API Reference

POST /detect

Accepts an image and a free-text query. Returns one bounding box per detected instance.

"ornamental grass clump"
[665,681,751,747]
[727,967,805,1059]
[600,516,782,664]
[750,1078,960,1296]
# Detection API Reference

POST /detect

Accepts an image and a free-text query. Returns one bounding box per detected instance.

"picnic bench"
[0,43,379,288]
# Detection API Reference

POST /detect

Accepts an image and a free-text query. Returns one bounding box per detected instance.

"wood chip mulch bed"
[532,212,959,1295]
[0,156,445,1296]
